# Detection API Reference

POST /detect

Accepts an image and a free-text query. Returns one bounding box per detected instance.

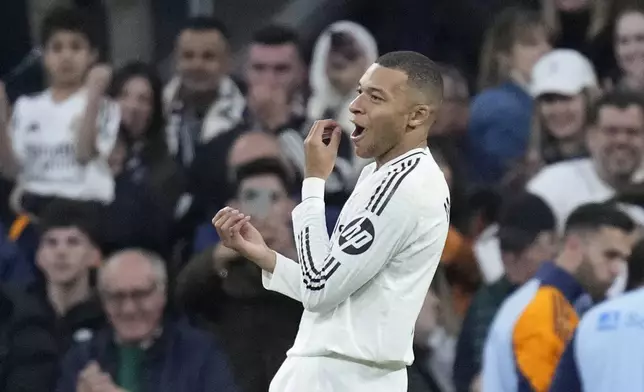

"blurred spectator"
[467,6,551,184]
[0,283,59,392]
[28,200,105,352]
[307,21,378,172]
[58,249,238,392]
[550,238,644,392]
[0,219,34,284]
[431,64,470,138]
[482,203,635,392]
[413,268,460,392]
[164,17,243,167]
[452,193,556,392]
[176,158,301,392]
[244,24,307,133]
[607,6,644,91]
[527,90,644,231]
[542,0,615,79]
[504,49,598,189]
[0,6,120,219]
[102,62,184,258]
[244,24,355,206]
[431,146,479,316]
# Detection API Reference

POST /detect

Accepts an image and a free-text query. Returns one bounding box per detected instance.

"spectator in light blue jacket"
[550,238,644,392]
[467,6,550,185]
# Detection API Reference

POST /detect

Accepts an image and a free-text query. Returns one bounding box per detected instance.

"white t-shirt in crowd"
[10,89,120,203]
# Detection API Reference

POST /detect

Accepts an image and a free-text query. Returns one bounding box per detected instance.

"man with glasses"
[57,249,238,392]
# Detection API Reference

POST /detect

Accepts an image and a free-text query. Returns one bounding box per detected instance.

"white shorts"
[269,355,408,392]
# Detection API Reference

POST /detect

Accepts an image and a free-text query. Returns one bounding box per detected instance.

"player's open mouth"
[351,125,366,141]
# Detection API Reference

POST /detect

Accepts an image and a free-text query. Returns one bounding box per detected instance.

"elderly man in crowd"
[57,249,238,392]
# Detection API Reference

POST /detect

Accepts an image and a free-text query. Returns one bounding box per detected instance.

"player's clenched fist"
[303,119,342,180]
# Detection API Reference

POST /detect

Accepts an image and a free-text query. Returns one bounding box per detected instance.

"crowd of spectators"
[3,1,644,392]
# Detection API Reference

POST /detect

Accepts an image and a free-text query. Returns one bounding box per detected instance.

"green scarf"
[117,344,144,392]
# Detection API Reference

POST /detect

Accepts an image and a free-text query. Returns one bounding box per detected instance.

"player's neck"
[375,138,427,169]
[50,83,83,103]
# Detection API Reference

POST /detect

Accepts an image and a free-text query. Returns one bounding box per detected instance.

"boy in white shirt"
[0,6,120,219]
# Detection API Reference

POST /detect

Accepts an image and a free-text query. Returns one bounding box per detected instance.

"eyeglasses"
[100,282,159,307]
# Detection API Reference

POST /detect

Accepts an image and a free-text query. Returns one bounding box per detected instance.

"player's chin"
[353,144,374,159]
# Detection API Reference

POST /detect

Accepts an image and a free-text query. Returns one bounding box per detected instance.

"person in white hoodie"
[307,21,378,176]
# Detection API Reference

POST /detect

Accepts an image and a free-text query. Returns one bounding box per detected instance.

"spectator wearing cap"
[27,200,106,353]
[467,7,551,185]
[504,49,598,189]
[550,239,644,392]
[452,193,557,392]
[527,90,644,235]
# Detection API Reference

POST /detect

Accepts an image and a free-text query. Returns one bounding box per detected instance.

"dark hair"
[38,199,101,248]
[626,239,644,291]
[252,24,300,47]
[182,16,230,40]
[376,51,443,103]
[108,61,168,164]
[231,158,294,195]
[497,193,556,253]
[587,90,644,125]
[40,6,96,48]
[564,202,635,236]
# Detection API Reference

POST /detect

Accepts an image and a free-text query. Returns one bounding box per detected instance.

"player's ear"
[407,104,436,129]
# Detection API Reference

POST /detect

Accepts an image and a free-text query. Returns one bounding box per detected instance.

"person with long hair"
[467,6,551,185]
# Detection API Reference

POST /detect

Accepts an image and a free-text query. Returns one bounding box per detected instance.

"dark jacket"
[27,285,106,354]
[57,318,238,392]
[0,284,59,392]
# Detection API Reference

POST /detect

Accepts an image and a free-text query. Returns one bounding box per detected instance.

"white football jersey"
[10,89,120,203]
[263,147,450,367]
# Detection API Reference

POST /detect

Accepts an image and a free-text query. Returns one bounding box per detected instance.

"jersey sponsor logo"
[597,311,620,331]
[337,216,375,255]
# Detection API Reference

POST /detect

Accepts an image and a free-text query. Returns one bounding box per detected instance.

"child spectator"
[0,6,120,220]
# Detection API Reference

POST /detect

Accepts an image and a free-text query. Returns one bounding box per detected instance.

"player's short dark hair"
[230,158,294,195]
[252,24,300,47]
[38,199,102,248]
[497,193,555,253]
[182,16,230,40]
[588,90,644,126]
[376,51,444,103]
[564,202,635,236]
[40,6,96,48]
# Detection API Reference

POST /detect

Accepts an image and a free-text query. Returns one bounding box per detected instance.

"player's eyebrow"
[357,83,389,99]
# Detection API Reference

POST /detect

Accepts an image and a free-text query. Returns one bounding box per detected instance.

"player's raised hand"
[86,64,113,99]
[212,207,276,271]
[304,119,342,180]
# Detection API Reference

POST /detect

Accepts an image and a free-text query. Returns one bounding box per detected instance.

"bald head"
[228,131,282,168]
[376,51,443,105]
[99,249,167,290]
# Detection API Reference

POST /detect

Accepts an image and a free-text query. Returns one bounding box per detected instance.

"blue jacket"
[467,82,533,185]
[550,287,644,392]
[57,319,238,392]
[0,222,34,285]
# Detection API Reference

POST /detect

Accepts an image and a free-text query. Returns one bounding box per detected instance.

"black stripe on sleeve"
[299,227,341,291]
[366,170,393,212]
[369,162,408,215]
[375,157,421,216]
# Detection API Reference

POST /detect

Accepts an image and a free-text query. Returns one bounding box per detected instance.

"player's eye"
[370,94,383,102]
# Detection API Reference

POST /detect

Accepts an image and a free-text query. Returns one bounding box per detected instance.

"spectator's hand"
[213,207,275,271]
[77,361,125,392]
[304,119,342,180]
[247,83,290,130]
[86,64,113,100]
[0,81,8,125]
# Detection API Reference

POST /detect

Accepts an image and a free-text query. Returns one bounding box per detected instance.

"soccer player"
[213,51,450,391]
